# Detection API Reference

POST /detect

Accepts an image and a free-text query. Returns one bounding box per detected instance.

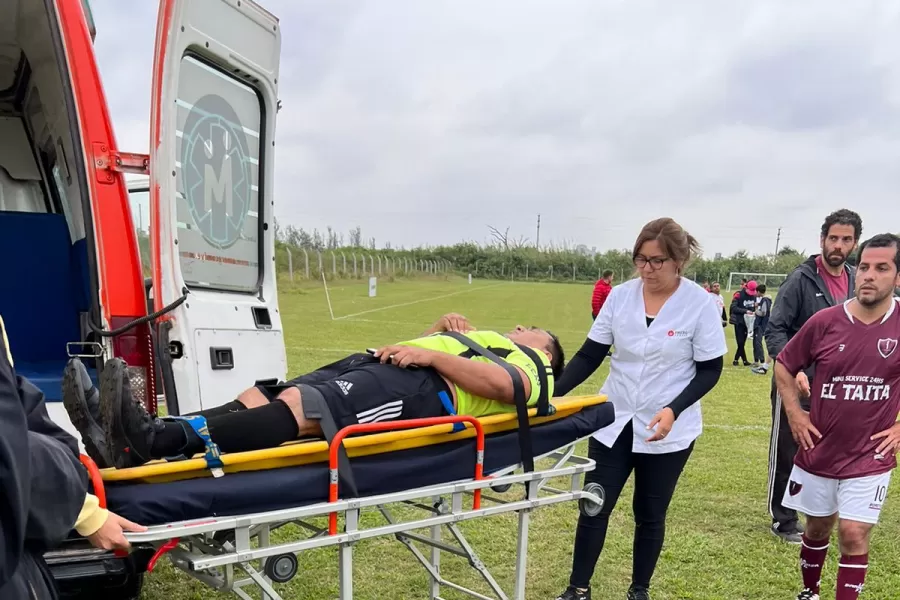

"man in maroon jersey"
[774,233,900,600]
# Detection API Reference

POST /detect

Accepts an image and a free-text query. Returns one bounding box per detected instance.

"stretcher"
[86,395,614,600]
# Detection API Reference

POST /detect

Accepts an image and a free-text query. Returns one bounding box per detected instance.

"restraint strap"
[439,332,536,472]
[297,383,359,498]
[514,344,555,418]
[438,390,465,433]
[165,415,225,474]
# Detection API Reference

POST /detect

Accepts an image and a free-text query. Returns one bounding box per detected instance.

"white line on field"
[705,424,767,431]
[333,283,506,321]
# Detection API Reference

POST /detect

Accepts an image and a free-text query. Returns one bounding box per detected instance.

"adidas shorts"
[258,354,451,429]
[782,464,893,524]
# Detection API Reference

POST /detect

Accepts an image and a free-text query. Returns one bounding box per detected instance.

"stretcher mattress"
[105,397,614,527]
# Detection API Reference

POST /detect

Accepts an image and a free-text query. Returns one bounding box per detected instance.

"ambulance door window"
[174,54,262,293]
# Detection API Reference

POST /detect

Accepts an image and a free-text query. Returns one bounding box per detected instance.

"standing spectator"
[553,218,726,600]
[751,284,772,372]
[764,208,861,544]
[591,270,614,320]
[729,280,757,366]
[709,282,727,325]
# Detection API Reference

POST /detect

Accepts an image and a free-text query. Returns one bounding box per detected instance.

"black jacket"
[0,320,89,600]
[765,255,855,359]
[729,288,757,325]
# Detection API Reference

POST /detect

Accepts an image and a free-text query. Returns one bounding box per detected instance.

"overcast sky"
[91,0,900,256]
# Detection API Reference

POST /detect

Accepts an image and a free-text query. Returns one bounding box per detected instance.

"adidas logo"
[335,380,353,395]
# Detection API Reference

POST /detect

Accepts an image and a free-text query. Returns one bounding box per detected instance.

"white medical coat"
[588,277,728,454]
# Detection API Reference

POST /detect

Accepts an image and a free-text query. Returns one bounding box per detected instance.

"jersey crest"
[877,338,898,359]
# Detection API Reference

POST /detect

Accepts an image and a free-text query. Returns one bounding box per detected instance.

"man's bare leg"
[834,519,872,600]
[237,386,270,409]
[273,386,323,438]
[798,514,837,597]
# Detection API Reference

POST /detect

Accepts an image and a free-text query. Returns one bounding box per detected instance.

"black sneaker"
[796,588,819,600]
[100,358,161,469]
[627,584,651,600]
[555,586,590,600]
[62,358,113,468]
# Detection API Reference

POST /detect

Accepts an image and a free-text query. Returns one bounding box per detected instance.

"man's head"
[602,269,614,282]
[711,281,721,294]
[820,209,863,268]
[757,284,767,296]
[854,233,900,308]
[507,325,565,380]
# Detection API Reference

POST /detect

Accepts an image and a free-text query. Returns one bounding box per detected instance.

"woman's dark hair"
[546,331,565,381]
[633,217,702,270]
[858,233,900,272]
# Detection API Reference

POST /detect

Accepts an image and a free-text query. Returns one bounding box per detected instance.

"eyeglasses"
[633,256,670,270]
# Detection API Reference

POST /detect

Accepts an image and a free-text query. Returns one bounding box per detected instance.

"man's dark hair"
[545,330,565,381]
[757,284,767,295]
[821,209,863,241]
[858,233,900,272]
[602,269,614,279]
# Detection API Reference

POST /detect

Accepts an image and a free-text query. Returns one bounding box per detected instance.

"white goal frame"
[726,272,788,292]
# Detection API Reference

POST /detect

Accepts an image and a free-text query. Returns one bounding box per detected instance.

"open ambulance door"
[148,0,286,415]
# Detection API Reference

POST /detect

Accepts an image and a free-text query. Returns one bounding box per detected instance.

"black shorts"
[256,354,452,429]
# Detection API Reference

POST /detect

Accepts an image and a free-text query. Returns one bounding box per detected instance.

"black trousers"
[732,323,749,363]
[568,421,694,589]
[767,379,807,527]
[752,329,766,364]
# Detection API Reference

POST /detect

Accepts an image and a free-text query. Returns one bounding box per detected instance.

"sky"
[91,0,900,257]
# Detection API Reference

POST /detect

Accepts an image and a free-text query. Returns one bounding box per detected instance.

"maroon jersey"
[777,299,900,479]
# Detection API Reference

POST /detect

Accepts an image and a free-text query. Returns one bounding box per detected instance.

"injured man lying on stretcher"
[62,314,565,470]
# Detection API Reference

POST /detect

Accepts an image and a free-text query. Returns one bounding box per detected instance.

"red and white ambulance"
[0,0,285,596]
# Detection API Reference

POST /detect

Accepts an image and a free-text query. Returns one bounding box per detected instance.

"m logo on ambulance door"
[181,94,252,250]
[877,338,898,359]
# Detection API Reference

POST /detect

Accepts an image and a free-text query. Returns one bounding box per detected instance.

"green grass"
[140,277,900,600]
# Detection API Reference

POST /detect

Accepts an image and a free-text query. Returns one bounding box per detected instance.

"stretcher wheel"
[264,553,298,583]
[490,482,512,493]
[579,482,605,517]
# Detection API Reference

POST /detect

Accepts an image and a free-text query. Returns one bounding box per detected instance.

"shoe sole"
[62,360,112,468]
[101,358,145,469]
[770,526,802,544]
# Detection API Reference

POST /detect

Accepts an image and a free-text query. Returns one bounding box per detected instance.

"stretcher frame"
[97,416,604,600]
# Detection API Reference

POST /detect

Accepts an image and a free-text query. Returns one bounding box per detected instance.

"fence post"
[525,263,529,280]
[342,252,347,276]
[369,255,374,276]
[332,252,337,276]
[286,247,293,281]
[573,262,576,281]
[303,249,309,279]
[317,251,323,278]
[550,265,554,279]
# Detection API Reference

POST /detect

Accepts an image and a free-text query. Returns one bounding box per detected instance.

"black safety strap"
[298,383,359,498]
[440,332,550,473]
[515,344,555,419]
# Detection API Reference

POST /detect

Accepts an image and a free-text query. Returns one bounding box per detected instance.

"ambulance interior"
[0,0,101,400]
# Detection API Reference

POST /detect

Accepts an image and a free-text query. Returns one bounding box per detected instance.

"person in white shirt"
[553,218,727,600]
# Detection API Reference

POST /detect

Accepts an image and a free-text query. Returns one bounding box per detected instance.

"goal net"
[727,272,789,293]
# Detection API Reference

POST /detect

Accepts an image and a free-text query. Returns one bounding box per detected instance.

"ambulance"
[0,0,285,596]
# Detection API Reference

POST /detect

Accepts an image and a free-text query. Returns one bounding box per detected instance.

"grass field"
[140,276,900,600]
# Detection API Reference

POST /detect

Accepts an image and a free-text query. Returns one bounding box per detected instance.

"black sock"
[186,400,247,419]
[154,400,301,458]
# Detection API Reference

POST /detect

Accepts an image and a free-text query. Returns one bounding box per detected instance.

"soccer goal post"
[727,272,789,292]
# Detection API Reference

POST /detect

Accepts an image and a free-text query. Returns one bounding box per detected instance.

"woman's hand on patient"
[646,408,675,442]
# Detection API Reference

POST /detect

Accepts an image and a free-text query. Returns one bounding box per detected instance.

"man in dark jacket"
[729,280,757,366]
[763,208,862,544]
[0,316,143,599]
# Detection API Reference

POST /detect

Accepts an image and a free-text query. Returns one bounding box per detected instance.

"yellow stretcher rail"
[102,395,607,484]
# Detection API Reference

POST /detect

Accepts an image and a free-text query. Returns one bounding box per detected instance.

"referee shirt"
[588,277,728,454]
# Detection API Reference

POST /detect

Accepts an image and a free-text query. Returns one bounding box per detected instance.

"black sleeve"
[555,338,611,396]
[664,356,723,418]
[24,432,87,550]
[20,376,80,457]
[766,271,803,358]
[0,324,31,589]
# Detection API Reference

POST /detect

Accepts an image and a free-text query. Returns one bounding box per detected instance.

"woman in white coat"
[554,218,727,600]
